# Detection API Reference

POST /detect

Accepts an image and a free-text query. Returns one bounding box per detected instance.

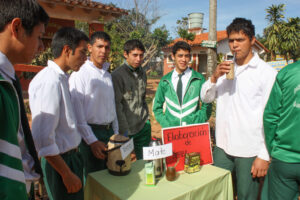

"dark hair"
[123,39,145,54]
[226,18,255,40]
[0,0,49,35]
[51,27,89,59]
[90,31,111,45]
[172,41,191,55]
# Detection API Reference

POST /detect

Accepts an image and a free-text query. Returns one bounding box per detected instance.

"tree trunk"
[206,0,217,79]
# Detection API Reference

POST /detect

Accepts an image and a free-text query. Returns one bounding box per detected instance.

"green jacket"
[153,69,212,128]
[263,60,300,163]
[112,63,149,135]
[0,74,27,199]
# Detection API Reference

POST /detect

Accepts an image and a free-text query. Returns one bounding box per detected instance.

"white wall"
[217,39,264,60]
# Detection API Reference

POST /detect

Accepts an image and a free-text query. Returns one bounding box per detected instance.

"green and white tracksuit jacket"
[0,74,27,200]
[153,69,212,128]
[264,60,300,163]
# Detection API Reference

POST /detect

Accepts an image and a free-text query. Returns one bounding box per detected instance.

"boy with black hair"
[69,31,119,179]
[0,0,49,199]
[112,39,150,160]
[29,27,88,200]
[201,18,277,200]
[153,41,211,128]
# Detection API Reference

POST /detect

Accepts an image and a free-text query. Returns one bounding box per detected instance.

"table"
[84,160,233,200]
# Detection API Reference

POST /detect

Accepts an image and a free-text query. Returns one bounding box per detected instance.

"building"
[37,0,127,46]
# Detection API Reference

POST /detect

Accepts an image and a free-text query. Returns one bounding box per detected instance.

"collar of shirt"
[0,50,15,81]
[171,67,192,95]
[125,61,141,73]
[86,58,110,75]
[47,60,69,78]
[172,67,191,79]
[236,52,259,69]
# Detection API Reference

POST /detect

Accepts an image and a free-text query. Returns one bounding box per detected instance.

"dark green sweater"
[112,63,149,135]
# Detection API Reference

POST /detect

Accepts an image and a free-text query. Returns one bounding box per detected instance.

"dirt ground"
[146,78,162,139]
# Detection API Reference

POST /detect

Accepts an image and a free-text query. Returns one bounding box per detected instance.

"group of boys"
[1,1,299,200]
[1,1,151,199]
[153,18,300,200]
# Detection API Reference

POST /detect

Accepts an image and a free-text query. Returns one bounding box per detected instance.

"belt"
[89,123,113,131]
[61,147,79,156]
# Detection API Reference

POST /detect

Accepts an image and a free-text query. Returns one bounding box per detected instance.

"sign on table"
[143,143,173,160]
[162,123,213,172]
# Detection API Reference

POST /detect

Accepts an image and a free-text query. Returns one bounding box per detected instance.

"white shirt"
[201,53,277,161]
[29,60,81,157]
[69,59,119,145]
[171,67,192,102]
[0,51,39,190]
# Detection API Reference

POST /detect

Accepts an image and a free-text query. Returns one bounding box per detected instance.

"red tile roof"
[39,0,127,15]
[167,30,228,47]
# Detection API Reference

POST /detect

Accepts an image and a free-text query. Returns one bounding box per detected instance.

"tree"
[75,20,89,36]
[264,4,285,60]
[105,0,171,71]
[152,25,172,54]
[206,0,217,78]
[175,17,195,41]
[266,4,285,25]
[263,4,300,61]
[280,17,300,61]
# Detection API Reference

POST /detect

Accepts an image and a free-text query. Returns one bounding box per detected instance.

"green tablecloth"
[84,160,233,200]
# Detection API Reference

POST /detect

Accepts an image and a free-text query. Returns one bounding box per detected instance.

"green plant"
[149,71,158,77]
[217,53,224,65]
[31,47,53,66]
[176,17,196,41]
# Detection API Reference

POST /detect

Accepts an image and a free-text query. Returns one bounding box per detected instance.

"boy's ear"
[171,54,175,61]
[88,43,92,53]
[123,51,128,59]
[62,45,71,56]
[251,36,256,45]
[10,18,23,38]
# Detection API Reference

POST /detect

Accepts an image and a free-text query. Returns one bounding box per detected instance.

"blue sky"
[98,0,300,39]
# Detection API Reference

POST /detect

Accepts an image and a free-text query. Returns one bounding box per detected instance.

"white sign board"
[201,40,217,48]
[143,143,173,160]
[120,138,134,160]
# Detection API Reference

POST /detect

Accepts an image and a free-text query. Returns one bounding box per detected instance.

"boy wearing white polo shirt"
[201,18,277,200]
[69,31,119,179]
[29,27,88,200]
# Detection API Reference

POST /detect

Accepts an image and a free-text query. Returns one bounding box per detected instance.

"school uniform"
[112,62,151,160]
[29,60,83,200]
[69,59,118,178]
[153,67,211,128]
[0,51,28,200]
[201,53,277,200]
[263,60,300,200]
[0,51,42,199]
